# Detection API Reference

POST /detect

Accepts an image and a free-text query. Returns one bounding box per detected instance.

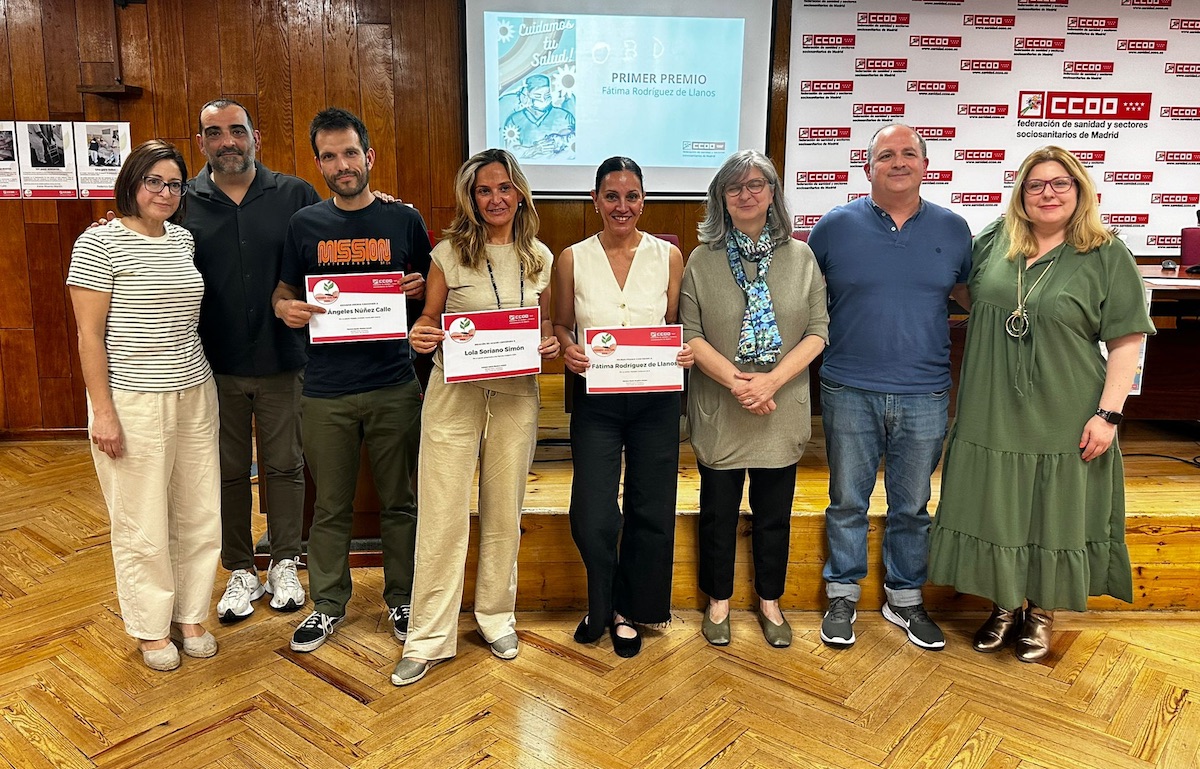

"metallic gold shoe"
[1014,606,1054,663]
[757,610,792,648]
[702,608,730,646]
[972,604,1022,653]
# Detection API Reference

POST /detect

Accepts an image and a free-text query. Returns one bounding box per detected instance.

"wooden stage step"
[469,377,1200,612]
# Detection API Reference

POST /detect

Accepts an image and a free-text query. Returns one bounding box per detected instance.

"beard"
[208,147,254,175]
[324,168,369,198]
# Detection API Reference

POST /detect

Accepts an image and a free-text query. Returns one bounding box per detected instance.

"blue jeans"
[820,379,948,607]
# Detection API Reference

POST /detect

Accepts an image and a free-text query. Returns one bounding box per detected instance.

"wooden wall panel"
[218,0,257,96]
[254,0,295,177]
[7,0,50,117]
[0,352,6,428]
[74,0,117,62]
[358,24,397,197]
[181,8,223,153]
[0,1,14,120]
[145,0,189,142]
[768,0,792,169]
[24,223,70,380]
[425,0,462,214]
[322,0,359,113]
[1,0,794,433]
[0,331,43,428]
[40,0,82,115]
[287,0,326,185]
[391,0,431,216]
[0,219,34,331]
[114,5,156,142]
[356,0,390,26]
[536,202,586,262]
[37,377,75,428]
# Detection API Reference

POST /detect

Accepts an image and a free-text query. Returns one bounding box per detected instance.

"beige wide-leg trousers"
[89,381,221,640]
[403,368,538,661]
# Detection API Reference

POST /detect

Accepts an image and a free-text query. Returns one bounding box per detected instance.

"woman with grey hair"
[680,150,829,647]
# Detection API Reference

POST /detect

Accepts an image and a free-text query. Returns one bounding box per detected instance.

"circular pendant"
[1005,310,1029,339]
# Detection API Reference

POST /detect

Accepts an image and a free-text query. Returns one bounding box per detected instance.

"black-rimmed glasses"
[143,177,186,196]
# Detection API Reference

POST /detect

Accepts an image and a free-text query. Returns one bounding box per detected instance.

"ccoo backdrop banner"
[783,0,1200,256]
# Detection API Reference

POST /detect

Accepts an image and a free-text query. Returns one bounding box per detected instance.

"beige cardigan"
[680,237,829,470]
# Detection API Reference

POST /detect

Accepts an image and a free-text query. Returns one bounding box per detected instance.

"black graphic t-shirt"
[281,198,432,398]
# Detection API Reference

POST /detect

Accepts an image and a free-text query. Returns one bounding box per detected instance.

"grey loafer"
[702,609,731,646]
[757,611,792,648]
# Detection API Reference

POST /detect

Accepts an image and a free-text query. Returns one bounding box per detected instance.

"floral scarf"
[726,228,782,365]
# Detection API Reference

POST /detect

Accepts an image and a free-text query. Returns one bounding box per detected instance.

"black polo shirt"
[185,161,321,377]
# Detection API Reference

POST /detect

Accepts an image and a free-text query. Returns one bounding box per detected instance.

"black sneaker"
[820,597,857,647]
[389,604,410,642]
[882,602,945,650]
[290,611,345,652]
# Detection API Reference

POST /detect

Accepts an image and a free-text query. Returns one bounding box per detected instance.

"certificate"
[305,271,407,344]
[441,307,542,383]
[584,325,684,394]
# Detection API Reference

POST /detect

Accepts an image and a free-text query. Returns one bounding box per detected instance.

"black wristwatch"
[1095,408,1123,425]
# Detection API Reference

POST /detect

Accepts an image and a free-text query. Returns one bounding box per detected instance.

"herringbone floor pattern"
[3,439,1200,768]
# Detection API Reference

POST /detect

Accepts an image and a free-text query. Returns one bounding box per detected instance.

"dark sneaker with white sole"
[883,602,945,650]
[389,604,410,642]
[820,596,858,648]
[290,611,345,652]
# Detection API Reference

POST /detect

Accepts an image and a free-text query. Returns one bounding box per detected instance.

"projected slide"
[484,13,744,169]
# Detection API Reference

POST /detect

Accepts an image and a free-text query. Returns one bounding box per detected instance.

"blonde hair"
[444,148,545,278]
[1003,146,1113,261]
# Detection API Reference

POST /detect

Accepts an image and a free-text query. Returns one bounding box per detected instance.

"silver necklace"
[1005,259,1054,338]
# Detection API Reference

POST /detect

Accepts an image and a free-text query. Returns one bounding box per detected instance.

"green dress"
[928,218,1155,611]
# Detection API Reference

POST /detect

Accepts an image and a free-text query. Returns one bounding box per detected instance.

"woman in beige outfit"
[394,149,559,686]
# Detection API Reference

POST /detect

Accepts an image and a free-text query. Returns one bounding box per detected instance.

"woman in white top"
[67,140,221,672]
[394,148,559,686]
[552,157,694,657]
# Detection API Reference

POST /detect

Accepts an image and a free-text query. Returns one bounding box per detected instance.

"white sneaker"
[217,569,264,623]
[265,559,306,612]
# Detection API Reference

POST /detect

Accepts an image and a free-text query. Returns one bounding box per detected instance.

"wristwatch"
[1095,408,1123,425]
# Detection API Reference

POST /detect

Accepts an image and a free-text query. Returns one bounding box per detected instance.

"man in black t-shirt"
[273,108,430,653]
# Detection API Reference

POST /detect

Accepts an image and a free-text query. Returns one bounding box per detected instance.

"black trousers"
[569,380,680,631]
[697,462,797,601]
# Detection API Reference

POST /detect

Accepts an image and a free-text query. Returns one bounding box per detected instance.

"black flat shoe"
[609,621,642,658]
[574,614,605,644]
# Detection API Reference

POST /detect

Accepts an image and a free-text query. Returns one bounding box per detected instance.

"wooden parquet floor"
[4,438,1200,768]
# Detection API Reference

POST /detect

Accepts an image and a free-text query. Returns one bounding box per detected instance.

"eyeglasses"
[1022,176,1075,195]
[724,178,772,197]
[143,177,186,196]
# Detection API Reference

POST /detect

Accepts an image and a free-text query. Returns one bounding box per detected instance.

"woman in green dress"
[928,146,1154,663]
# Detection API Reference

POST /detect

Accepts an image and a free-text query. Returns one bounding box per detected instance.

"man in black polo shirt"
[273,108,429,653]
[187,99,320,622]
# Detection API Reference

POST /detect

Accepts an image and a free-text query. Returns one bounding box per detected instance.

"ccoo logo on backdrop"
[1017,91,1152,119]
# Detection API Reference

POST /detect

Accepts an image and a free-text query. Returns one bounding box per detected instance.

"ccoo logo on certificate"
[313,279,340,304]
[449,317,476,343]
[591,332,617,356]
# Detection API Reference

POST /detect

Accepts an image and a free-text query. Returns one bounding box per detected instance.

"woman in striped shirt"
[68,140,221,672]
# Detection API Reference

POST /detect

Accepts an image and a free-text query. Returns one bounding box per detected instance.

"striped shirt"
[66,220,211,392]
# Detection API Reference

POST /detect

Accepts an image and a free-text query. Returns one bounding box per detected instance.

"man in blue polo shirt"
[808,123,971,651]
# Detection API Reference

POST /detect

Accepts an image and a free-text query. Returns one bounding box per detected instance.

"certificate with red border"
[305,271,407,344]
[441,307,542,383]
[584,325,684,394]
